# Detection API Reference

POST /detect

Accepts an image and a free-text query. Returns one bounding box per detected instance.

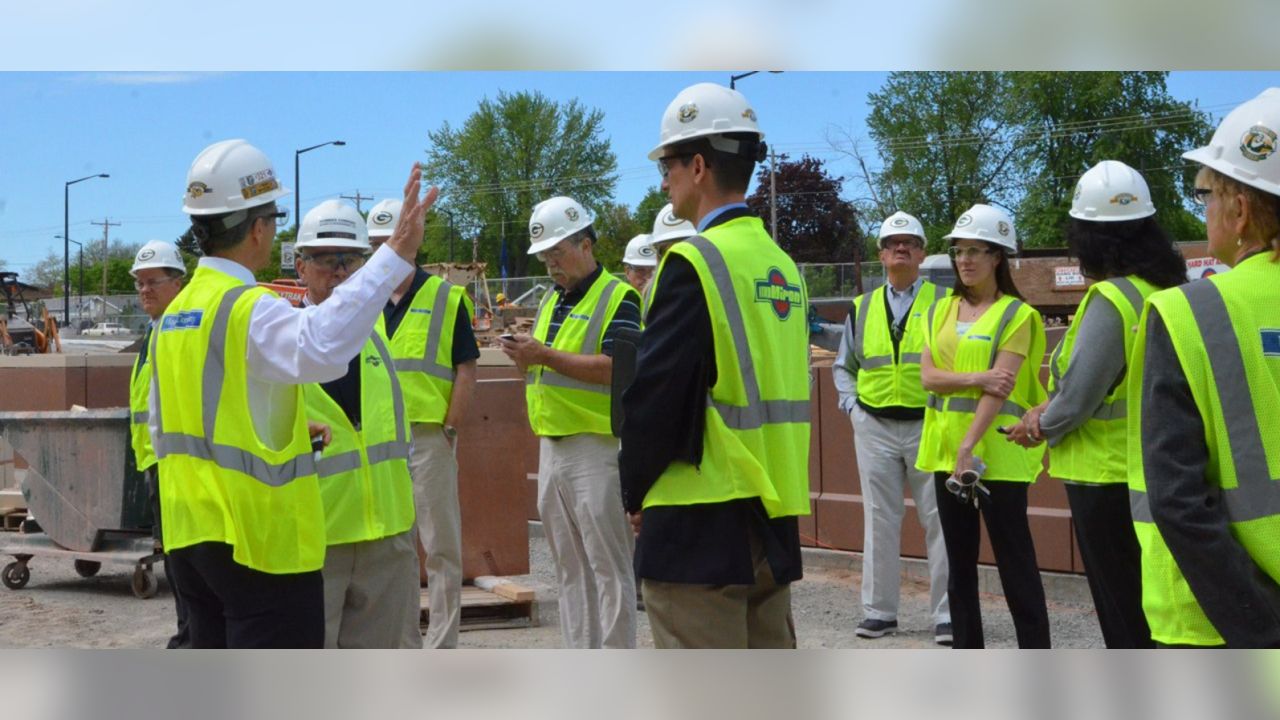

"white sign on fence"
[1054,265,1085,289]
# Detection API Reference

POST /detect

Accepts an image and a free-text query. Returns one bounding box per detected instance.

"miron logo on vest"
[754,268,803,320]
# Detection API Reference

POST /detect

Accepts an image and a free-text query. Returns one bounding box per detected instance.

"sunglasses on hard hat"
[303,252,367,272]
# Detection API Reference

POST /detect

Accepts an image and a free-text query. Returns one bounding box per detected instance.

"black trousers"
[1064,482,1154,648]
[934,473,1050,648]
[147,468,191,649]
[166,542,324,649]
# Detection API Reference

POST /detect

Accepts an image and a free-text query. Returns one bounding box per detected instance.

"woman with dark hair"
[1128,89,1280,648]
[916,203,1051,648]
[1008,160,1184,648]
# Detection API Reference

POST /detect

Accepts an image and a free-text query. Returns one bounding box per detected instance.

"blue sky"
[3,70,1280,277]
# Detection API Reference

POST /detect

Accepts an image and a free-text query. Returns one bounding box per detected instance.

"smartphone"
[996,426,1011,435]
[499,333,516,341]
[310,434,326,454]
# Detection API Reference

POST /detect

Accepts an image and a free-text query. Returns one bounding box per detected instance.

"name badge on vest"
[161,310,204,331]
[1262,329,1280,357]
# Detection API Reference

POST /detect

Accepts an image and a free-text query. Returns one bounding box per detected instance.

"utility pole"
[769,145,778,241]
[340,190,375,214]
[91,218,120,309]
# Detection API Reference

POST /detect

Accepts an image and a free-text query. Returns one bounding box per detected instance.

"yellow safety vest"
[851,281,940,410]
[1047,276,1156,483]
[1128,253,1280,647]
[641,216,811,519]
[303,317,415,546]
[916,294,1047,480]
[129,326,156,471]
[150,265,324,574]
[388,275,471,424]
[525,269,638,437]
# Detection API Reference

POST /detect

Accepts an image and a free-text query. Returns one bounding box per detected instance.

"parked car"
[83,322,130,337]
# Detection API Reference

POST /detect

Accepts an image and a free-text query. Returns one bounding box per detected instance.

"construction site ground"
[0,522,1104,649]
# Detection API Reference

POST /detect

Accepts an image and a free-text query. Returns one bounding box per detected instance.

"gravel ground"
[0,526,1104,649]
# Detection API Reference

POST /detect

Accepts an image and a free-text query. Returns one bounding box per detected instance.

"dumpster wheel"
[73,560,101,578]
[2,561,30,590]
[131,564,158,599]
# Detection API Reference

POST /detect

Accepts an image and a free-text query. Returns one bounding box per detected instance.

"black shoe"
[855,618,898,638]
[935,623,953,646]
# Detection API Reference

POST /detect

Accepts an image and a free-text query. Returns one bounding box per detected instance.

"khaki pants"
[408,423,463,649]
[642,527,796,649]
[538,434,636,649]
[850,406,950,624]
[322,529,422,649]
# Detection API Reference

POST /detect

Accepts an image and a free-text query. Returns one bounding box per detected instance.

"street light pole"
[293,140,347,233]
[726,71,783,240]
[63,173,108,326]
[56,235,83,329]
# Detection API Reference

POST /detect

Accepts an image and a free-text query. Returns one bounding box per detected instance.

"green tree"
[591,199,644,270]
[632,186,668,234]
[28,240,142,295]
[745,154,861,263]
[424,90,618,278]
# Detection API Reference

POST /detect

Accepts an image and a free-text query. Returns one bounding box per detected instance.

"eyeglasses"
[134,276,179,292]
[256,210,288,227]
[535,240,580,263]
[947,246,996,260]
[1191,187,1214,206]
[302,252,367,272]
[881,238,924,251]
[657,153,696,179]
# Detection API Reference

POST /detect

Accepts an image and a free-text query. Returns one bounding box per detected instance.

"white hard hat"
[183,139,290,216]
[1183,87,1280,198]
[877,211,926,246]
[623,234,657,267]
[296,199,369,251]
[649,203,697,245]
[528,196,594,255]
[130,240,186,278]
[366,198,402,238]
[648,83,765,161]
[943,203,1018,254]
[1069,160,1157,222]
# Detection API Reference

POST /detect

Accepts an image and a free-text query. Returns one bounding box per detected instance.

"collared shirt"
[696,202,750,232]
[884,277,922,326]
[149,245,411,450]
[303,293,363,428]
[832,276,927,420]
[543,264,641,356]
[383,267,481,368]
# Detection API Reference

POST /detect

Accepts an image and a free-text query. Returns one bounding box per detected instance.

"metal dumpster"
[0,409,151,552]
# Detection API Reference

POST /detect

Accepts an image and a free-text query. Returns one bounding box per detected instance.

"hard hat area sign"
[1054,266,1085,289]
[1185,255,1230,280]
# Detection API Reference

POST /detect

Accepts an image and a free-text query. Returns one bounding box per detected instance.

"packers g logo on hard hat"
[997,221,1010,236]
[372,211,393,225]
[955,214,973,227]
[187,181,211,198]
[137,249,155,261]
[1240,125,1277,162]
[754,267,803,320]
[530,222,544,239]
[742,108,757,122]
[565,207,579,222]
[891,217,909,228]
[638,244,656,258]
[1110,193,1138,206]
[661,211,682,227]
[678,103,698,123]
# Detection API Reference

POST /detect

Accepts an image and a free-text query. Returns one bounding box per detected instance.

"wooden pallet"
[419,582,536,632]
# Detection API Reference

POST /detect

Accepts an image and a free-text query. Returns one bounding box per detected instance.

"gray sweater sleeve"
[1142,309,1280,647]
[832,307,858,413]
[1039,296,1127,446]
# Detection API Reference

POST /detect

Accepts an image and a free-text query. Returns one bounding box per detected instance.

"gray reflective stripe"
[686,236,807,431]
[860,355,894,370]
[927,299,939,340]
[988,299,1024,369]
[1109,277,1145,317]
[153,432,315,487]
[369,332,408,446]
[1049,335,1066,388]
[132,411,149,424]
[151,284,312,487]
[853,291,873,367]
[939,395,1028,419]
[926,394,942,410]
[900,352,922,364]
[1092,400,1127,421]
[1130,489,1153,524]
[316,450,362,478]
[582,277,623,353]
[1182,281,1280,523]
[539,370,609,395]
[366,441,410,465]
[416,281,456,382]
[201,285,252,440]
[393,358,455,381]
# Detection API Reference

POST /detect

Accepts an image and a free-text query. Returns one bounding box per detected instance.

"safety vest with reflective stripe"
[916,294,1047,481]
[388,275,471,424]
[303,317,414,546]
[1047,276,1156,483]
[150,265,324,574]
[129,327,156,471]
[851,281,940,410]
[1127,253,1280,646]
[525,268,638,437]
[641,216,812,519]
